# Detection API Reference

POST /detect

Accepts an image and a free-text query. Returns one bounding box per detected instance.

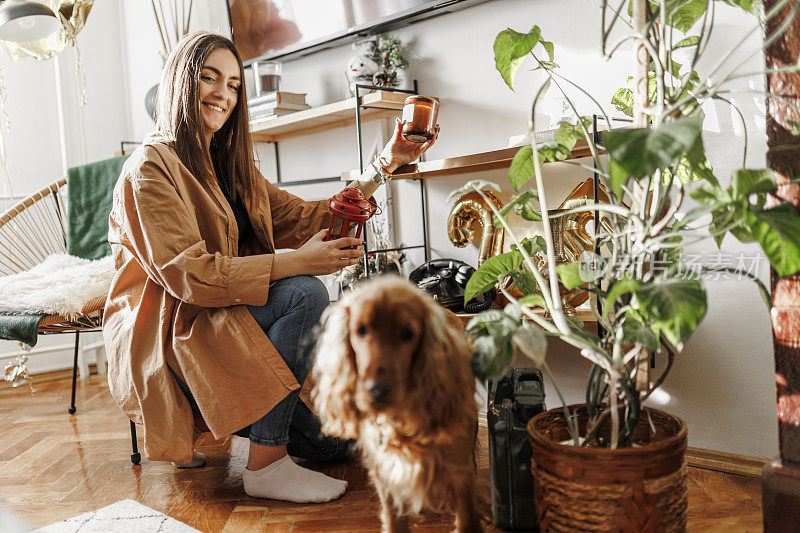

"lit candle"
[401,96,439,143]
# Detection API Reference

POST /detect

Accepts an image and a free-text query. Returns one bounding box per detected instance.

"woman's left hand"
[377,118,440,173]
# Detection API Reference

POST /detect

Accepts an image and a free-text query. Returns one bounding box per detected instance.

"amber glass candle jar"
[401,96,439,143]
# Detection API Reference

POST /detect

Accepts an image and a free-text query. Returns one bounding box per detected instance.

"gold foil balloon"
[4,354,29,388]
[0,1,93,198]
[2,0,93,61]
[447,190,504,265]
[541,178,615,310]
[560,178,613,264]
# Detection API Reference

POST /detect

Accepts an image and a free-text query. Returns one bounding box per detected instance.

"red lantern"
[324,187,379,243]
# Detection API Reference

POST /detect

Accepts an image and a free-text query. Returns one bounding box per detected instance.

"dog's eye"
[356,325,367,336]
[400,328,414,341]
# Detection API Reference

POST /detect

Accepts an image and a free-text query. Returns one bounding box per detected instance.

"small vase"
[145,83,159,123]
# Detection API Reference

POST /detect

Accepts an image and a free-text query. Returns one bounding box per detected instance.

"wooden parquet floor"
[0,372,764,532]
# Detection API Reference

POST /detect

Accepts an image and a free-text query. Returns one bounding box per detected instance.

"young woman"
[103,31,437,503]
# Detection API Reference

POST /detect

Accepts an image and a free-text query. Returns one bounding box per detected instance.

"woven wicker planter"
[527,405,688,532]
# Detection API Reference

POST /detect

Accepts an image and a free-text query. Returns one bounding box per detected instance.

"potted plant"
[454,1,800,530]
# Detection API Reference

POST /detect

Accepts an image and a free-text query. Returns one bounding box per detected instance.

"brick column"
[762,1,800,531]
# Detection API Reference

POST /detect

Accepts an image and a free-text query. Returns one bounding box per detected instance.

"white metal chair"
[0,179,140,464]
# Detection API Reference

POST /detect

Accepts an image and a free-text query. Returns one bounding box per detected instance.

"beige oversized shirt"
[103,141,331,463]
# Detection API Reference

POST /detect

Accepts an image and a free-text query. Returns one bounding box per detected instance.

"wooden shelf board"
[456,307,597,326]
[250,90,407,142]
[341,139,596,181]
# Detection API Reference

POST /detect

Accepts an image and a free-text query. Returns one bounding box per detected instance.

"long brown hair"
[155,31,256,207]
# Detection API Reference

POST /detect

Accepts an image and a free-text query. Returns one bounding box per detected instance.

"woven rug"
[34,499,199,533]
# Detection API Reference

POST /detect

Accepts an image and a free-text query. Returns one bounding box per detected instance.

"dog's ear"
[311,297,361,439]
[409,298,477,434]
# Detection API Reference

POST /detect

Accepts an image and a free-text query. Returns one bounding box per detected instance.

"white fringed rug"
[34,500,200,533]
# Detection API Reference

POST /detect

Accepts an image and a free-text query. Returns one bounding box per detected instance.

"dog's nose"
[364,379,390,403]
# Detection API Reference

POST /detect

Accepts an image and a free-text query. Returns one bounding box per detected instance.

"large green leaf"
[652,0,708,32]
[611,87,634,117]
[718,0,759,15]
[540,38,555,62]
[731,169,776,199]
[471,336,509,379]
[604,278,639,318]
[514,235,547,256]
[667,1,708,33]
[655,0,756,31]
[621,312,660,351]
[510,120,587,191]
[518,293,547,308]
[495,190,541,227]
[494,26,541,90]
[466,309,507,335]
[693,169,779,249]
[537,140,574,164]
[467,310,520,379]
[611,75,657,118]
[636,278,707,349]
[746,203,800,277]
[604,114,704,178]
[556,262,583,290]
[511,322,548,367]
[554,121,583,152]
[684,133,717,186]
[509,146,534,190]
[508,269,538,296]
[673,36,701,49]
[608,158,630,197]
[688,183,726,206]
[709,204,751,246]
[464,250,523,303]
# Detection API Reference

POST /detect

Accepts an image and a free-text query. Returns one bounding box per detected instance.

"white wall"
[0,0,128,375]
[0,0,777,458]
[227,0,776,458]
[0,1,231,376]
[120,2,231,142]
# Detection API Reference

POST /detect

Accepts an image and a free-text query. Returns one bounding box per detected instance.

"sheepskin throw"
[0,254,114,318]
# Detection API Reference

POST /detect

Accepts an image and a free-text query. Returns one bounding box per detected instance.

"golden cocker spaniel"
[312,277,482,532]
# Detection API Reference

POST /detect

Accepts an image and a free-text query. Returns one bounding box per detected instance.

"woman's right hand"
[281,229,364,277]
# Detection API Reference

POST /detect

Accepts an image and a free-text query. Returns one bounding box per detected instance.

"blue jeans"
[171,275,350,461]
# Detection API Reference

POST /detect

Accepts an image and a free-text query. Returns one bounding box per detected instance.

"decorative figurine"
[345,39,380,96]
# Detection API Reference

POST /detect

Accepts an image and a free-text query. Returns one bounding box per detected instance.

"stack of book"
[248,91,310,125]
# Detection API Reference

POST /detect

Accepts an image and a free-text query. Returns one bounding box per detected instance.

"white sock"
[242,455,347,503]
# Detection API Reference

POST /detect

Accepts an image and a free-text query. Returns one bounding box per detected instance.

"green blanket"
[0,156,127,346]
[0,313,45,346]
[67,155,129,260]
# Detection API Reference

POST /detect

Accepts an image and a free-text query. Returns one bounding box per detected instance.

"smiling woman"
[101,31,440,505]
[198,48,240,144]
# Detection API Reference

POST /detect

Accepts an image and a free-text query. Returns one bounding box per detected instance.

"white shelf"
[250,91,407,142]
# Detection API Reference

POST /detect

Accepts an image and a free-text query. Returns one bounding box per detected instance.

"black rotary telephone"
[409,259,494,313]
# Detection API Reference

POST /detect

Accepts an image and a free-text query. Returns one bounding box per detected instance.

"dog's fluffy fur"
[312,277,481,532]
